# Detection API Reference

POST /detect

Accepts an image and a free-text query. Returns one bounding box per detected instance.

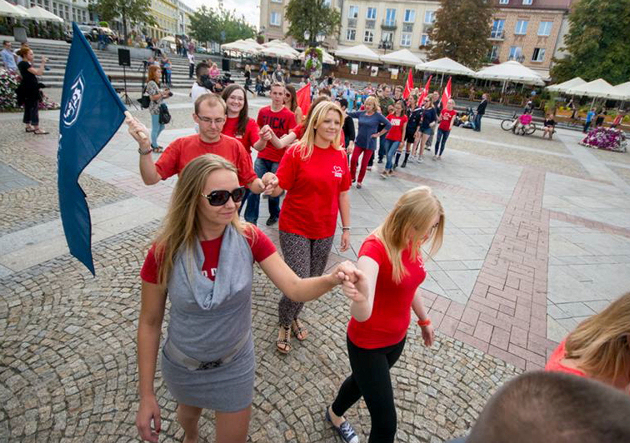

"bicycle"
[501,112,537,136]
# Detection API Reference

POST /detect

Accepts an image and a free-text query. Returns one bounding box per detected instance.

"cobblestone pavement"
[2,97,630,442]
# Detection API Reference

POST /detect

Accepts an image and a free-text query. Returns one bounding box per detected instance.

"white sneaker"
[419,156,424,163]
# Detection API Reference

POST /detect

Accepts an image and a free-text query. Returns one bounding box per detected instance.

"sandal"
[25,127,35,132]
[276,326,291,354]
[291,319,308,341]
[33,130,49,135]
[152,146,164,153]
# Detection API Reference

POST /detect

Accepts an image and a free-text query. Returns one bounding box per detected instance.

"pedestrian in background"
[474,93,488,132]
[16,47,48,135]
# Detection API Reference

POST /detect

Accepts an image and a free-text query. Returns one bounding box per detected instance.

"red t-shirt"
[257,106,296,163]
[291,124,345,146]
[155,134,257,186]
[438,109,457,131]
[385,114,408,141]
[140,225,276,283]
[276,144,351,239]
[545,339,587,377]
[347,235,427,349]
[222,117,260,154]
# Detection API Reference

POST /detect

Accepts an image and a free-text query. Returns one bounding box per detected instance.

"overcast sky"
[185,0,262,30]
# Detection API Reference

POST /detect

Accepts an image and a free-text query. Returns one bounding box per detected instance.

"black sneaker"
[326,408,359,443]
[266,216,278,226]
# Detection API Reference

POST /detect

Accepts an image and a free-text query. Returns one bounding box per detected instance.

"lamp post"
[378,39,393,55]
[304,30,325,47]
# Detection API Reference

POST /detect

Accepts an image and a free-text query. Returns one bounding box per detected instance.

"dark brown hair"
[221,84,249,137]
[285,84,298,113]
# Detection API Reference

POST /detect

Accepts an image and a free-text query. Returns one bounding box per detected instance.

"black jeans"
[435,128,450,156]
[23,97,39,126]
[332,336,406,443]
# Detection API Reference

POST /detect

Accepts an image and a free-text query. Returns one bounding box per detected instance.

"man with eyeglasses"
[244,82,296,227]
[126,94,277,195]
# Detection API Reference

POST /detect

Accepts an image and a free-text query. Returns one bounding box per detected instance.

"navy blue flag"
[58,22,126,275]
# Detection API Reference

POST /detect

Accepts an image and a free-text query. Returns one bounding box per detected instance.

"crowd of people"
[124,65,630,443]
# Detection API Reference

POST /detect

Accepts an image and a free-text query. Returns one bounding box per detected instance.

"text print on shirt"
[390,118,403,126]
[201,268,217,279]
[260,115,289,130]
[332,165,343,178]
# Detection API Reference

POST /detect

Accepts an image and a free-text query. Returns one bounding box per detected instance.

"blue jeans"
[244,158,280,225]
[474,113,483,131]
[378,132,388,161]
[151,114,165,148]
[435,128,450,156]
[384,139,400,171]
[165,70,172,86]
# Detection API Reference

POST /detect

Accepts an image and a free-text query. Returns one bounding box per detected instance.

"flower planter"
[579,127,627,153]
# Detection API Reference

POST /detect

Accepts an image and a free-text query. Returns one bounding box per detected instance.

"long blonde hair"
[565,292,630,385]
[294,101,344,160]
[375,186,444,283]
[153,154,248,286]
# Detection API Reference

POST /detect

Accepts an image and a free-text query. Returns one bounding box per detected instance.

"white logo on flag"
[62,73,85,128]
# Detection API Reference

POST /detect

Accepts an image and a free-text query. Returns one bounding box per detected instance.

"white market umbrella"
[613,81,630,101]
[298,48,335,64]
[416,57,475,77]
[0,0,29,18]
[262,40,299,57]
[161,36,176,43]
[335,44,381,64]
[565,78,624,100]
[380,49,423,67]
[26,5,64,22]
[222,39,256,53]
[475,60,544,86]
[259,46,297,60]
[242,38,264,51]
[546,77,586,93]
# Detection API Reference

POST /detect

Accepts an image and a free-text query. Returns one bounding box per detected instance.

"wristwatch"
[342,227,351,232]
[138,146,152,155]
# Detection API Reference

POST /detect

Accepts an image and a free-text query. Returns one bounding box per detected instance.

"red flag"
[296,82,311,121]
[403,69,414,99]
[417,75,433,107]
[441,76,452,107]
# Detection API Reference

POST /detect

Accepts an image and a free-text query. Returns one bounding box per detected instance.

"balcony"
[508,54,525,63]
[381,19,397,30]
[365,19,375,30]
[347,18,357,28]
[489,30,505,40]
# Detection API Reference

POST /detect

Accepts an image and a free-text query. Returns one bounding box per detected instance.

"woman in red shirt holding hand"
[269,101,352,354]
[326,186,445,443]
[434,99,457,160]
[382,100,408,178]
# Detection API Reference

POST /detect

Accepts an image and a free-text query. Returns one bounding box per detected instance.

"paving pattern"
[2,96,630,442]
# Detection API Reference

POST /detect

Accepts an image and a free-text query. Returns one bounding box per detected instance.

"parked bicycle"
[501,112,537,135]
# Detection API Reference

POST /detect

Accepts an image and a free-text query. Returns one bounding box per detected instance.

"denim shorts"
[420,126,434,135]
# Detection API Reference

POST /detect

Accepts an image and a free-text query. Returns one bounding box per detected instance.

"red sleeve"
[233,139,258,185]
[245,225,276,262]
[246,118,260,148]
[358,236,386,266]
[275,146,299,191]
[256,107,265,128]
[286,109,297,131]
[340,151,351,192]
[155,139,182,180]
[402,115,408,124]
[140,244,159,284]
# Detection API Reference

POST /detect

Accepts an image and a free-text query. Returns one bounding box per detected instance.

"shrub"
[0,69,20,112]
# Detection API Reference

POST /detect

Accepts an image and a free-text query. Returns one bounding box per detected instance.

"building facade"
[16,0,92,24]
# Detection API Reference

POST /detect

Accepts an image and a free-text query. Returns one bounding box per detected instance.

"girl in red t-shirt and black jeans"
[434,99,457,160]
[326,186,445,443]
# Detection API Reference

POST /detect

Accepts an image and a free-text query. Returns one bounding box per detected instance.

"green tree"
[89,0,155,45]
[189,6,256,45]
[429,0,494,69]
[285,0,341,45]
[550,0,630,84]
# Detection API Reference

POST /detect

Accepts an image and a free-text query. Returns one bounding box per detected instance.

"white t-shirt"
[191,82,211,107]
[187,53,195,64]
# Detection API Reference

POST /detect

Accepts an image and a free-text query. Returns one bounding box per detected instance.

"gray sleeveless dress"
[160,225,256,412]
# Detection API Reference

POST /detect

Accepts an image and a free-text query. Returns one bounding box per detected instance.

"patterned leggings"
[278,231,334,327]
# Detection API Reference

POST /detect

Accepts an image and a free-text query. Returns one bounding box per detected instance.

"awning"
[474,60,544,86]
[565,78,626,100]
[379,49,423,67]
[416,57,475,77]
[0,0,29,18]
[546,77,586,93]
[335,44,381,63]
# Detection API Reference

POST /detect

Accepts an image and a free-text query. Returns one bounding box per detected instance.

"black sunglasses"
[201,187,246,206]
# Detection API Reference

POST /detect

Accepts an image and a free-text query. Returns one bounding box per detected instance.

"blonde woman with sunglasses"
[326,186,445,443]
[135,154,358,443]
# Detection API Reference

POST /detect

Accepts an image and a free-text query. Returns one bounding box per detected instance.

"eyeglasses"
[201,187,246,206]
[196,115,225,125]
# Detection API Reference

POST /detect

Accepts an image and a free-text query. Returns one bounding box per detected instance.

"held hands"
[125,112,150,146]
[332,261,368,303]
[259,125,273,141]
[136,396,161,442]
[261,172,278,195]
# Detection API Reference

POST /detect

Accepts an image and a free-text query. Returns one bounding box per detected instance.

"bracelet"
[342,227,351,232]
[138,146,152,155]
[417,318,431,327]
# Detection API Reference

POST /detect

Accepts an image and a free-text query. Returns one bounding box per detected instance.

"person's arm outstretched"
[341,256,379,322]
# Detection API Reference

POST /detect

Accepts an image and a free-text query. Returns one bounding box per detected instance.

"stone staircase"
[6,39,247,91]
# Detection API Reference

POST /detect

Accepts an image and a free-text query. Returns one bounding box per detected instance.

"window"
[382,31,393,42]
[348,5,358,19]
[366,7,376,20]
[515,20,528,35]
[271,0,282,2]
[385,8,396,26]
[488,45,499,61]
[270,12,281,26]
[499,0,509,3]
[346,29,356,41]
[401,33,412,47]
[421,34,431,47]
[404,9,415,23]
[403,23,413,32]
[364,30,374,43]
[508,46,523,60]
[538,21,553,36]
[523,0,532,4]
[322,0,331,6]
[424,10,436,24]
[491,19,505,38]
[532,48,545,62]
[366,20,375,29]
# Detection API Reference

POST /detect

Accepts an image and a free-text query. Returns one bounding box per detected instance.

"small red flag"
[417,75,433,107]
[441,77,452,108]
[296,82,311,121]
[403,69,414,99]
